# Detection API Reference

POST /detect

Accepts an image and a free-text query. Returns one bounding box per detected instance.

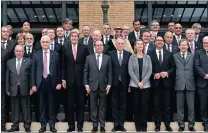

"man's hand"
[31,86,37,92]
[86,87,90,95]
[160,72,168,78]
[138,82,144,89]
[62,80,66,89]
[205,74,208,79]
[30,90,34,95]
[106,87,110,94]
[154,73,161,79]
[56,84,62,90]
[7,92,10,96]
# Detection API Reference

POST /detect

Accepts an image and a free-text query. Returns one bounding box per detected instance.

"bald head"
[164,31,173,44]
[92,30,102,42]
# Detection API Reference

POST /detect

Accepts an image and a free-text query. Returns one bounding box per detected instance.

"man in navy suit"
[128,19,142,47]
[31,35,61,133]
[195,36,208,131]
[163,31,179,55]
[142,32,155,55]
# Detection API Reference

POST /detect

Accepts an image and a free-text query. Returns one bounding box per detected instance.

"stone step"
[5,122,205,132]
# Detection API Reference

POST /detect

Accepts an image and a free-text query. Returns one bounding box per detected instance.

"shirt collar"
[156,49,163,53]
[16,58,23,61]
[145,43,149,47]
[2,40,7,43]
[181,52,187,56]
[58,37,64,41]
[134,30,140,34]
[104,35,110,38]
[117,50,123,54]
[43,49,50,53]
[95,53,103,57]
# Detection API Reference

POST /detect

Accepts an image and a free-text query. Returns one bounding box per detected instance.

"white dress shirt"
[58,38,65,45]
[95,53,102,70]
[50,40,55,50]
[43,50,50,74]
[83,36,90,45]
[144,43,149,54]
[134,30,140,40]
[166,44,172,52]
[156,49,163,61]
[181,52,187,59]
[2,40,7,49]
[26,46,33,54]
[103,35,110,44]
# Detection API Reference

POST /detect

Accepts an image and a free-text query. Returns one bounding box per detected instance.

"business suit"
[61,42,89,129]
[24,46,37,59]
[6,57,32,130]
[149,49,175,128]
[32,50,61,129]
[128,54,152,130]
[172,34,186,46]
[195,49,208,127]
[174,52,195,128]
[101,35,115,54]
[51,40,62,55]
[128,31,142,47]
[108,50,131,128]
[79,36,94,55]
[1,48,9,130]
[163,44,179,55]
[145,43,156,55]
[84,54,112,128]
[4,40,16,59]
[187,41,202,55]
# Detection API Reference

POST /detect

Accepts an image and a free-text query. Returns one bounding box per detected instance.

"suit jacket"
[24,46,37,59]
[156,31,165,38]
[6,58,32,96]
[31,50,61,90]
[196,34,203,45]
[163,44,179,55]
[187,41,202,55]
[1,48,9,84]
[79,36,94,54]
[128,31,142,47]
[128,54,152,88]
[149,49,175,89]
[52,40,62,55]
[173,52,195,90]
[84,54,112,91]
[61,42,89,88]
[5,40,16,59]
[172,34,186,46]
[195,49,208,88]
[101,35,115,53]
[108,50,131,88]
[146,43,156,55]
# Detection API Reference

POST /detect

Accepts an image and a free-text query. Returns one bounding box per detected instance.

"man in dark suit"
[108,38,131,132]
[61,31,89,132]
[1,26,16,59]
[163,31,179,55]
[150,20,164,37]
[192,23,203,45]
[186,28,202,55]
[63,18,73,40]
[149,36,175,131]
[172,23,186,47]
[167,22,175,33]
[79,25,93,45]
[101,24,114,54]
[24,33,37,59]
[142,32,155,55]
[87,30,102,55]
[55,26,66,46]
[174,39,196,131]
[84,40,112,133]
[1,48,9,131]
[6,45,32,132]
[47,29,62,55]
[128,19,142,47]
[195,36,208,131]
[31,35,61,133]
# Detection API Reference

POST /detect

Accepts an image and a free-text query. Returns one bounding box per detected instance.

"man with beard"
[24,33,37,59]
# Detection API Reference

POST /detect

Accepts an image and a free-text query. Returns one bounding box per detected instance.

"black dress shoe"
[50,127,57,133]
[112,127,118,132]
[166,126,173,132]
[120,126,126,132]
[100,127,106,133]
[155,126,160,132]
[91,127,98,133]
[178,127,184,132]
[136,129,142,132]
[204,125,208,131]
[8,128,19,132]
[39,128,46,133]
[189,127,196,131]
[67,127,75,132]
[25,128,31,132]
[142,128,147,132]
[78,128,83,132]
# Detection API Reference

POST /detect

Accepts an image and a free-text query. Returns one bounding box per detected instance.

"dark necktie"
[119,52,122,66]
[159,51,162,65]
[182,54,185,64]
[206,51,208,56]
[84,38,88,45]
[96,54,100,69]
[60,40,63,45]
[190,43,194,55]
[1,41,6,49]
[105,37,108,45]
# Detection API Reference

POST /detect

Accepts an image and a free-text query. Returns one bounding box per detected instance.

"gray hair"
[192,23,201,29]
[203,36,208,42]
[185,28,195,34]
[40,35,50,42]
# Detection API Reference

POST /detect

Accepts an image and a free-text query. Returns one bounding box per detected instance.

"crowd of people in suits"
[1,18,208,133]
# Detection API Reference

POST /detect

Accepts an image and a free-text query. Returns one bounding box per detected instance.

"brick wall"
[79,1,134,35]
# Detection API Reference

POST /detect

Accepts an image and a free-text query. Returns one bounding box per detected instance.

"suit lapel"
[185,52,191,63]
[133,55,139,71]
[19,58,26,74]
[114,51,120,67]
[68,43,75,61]
[12,58,18,75]
[93,54,99,70]
[121,51,127,67]
[153,51,160,66]
[161,50,167,66]
[177,53,185,64]
[76,44,81,61]
[100,55,106,70]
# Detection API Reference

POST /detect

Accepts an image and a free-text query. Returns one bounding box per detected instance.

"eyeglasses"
[26,38,33,40]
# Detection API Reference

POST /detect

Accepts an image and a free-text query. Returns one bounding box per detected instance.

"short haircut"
[192,23,201,29]
[179,39,188,46]
[16,33,25,40]
[133,19,140,25]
